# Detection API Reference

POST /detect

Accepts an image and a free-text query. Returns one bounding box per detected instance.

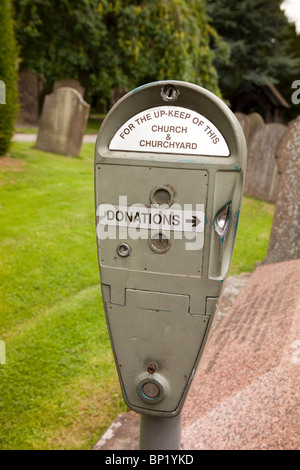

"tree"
[13,0,107,98]
[0,0,18,156]
[13,0,226,102]
[101,0,225,96]
[207,0,300,97]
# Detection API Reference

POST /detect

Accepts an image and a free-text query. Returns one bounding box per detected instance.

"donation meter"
[95,81,246,417]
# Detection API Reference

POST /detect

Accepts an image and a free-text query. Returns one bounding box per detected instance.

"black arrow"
[186,215,201,228]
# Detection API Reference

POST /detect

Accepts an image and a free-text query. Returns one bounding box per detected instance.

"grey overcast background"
[282,0,300,33]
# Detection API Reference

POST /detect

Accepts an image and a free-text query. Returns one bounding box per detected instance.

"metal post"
[139,414,182,450]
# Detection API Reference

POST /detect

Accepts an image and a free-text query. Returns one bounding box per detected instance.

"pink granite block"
[181,259,300,450]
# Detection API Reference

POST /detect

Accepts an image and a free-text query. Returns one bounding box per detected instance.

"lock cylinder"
[137,373,169,405]
[149,231,171,253]
[142,382,160,400]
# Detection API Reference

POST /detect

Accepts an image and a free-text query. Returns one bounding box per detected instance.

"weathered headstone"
[35,87,90,157]
[248,112,264,138]
[244,123,287,203]
[17,70,44,125]
[109,86,128,109]
[181,259,300,450]
[53,78,85,98]
[263,116,300,264]
[234,112,251,143]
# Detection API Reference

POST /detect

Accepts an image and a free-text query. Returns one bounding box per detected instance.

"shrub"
[0,0,18,156]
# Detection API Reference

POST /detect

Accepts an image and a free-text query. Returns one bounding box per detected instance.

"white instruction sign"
[109,106,229,156]
[98,204,205,233]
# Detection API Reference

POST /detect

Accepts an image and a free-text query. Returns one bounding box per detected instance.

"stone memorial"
[17,70,44,125]
[234,112,251,143]
[109,86,128,109]
[181,259,300,450]
[244,123,287,203]
[263,116,300,264]
[53,78,85,98]
[35,87,90,157]
[248,112,264,138]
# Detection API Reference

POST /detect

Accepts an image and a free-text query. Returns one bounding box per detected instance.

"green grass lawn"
[0,143,126,450]
[229,196,275,276]
[0,143,274,449]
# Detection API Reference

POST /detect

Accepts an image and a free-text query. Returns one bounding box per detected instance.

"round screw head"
[117,242,131,257]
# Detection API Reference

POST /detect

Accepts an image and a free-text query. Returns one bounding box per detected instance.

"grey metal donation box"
[95,80,246,418]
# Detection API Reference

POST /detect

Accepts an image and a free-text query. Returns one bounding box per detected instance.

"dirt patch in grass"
[0,156,27,171]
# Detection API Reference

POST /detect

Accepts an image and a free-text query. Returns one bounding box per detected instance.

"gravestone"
[17,70,44,125]
[53,78,85,98]
[248,112,264,138]
[35,87,90,157]
[244,123,287,202]
[234,112,251,143]
[109,86,128,109]
[263,116,300,264]
[181,259,300,450]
